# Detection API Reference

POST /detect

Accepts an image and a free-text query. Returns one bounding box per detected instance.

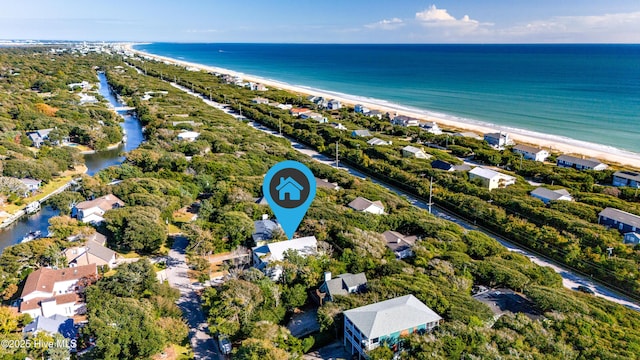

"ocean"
[134,43,640,154]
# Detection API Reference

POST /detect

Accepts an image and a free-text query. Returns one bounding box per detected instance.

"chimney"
[279,177,285,184]
[324,272,331,282]
[262,214,268,221]
[397,238,401,244]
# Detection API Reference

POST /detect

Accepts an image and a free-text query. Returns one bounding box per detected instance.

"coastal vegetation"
[99,54,639,358]
[1,47,639,359]
[126,56,640,300]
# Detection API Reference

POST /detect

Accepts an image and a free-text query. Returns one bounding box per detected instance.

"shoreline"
[125,43,640,169]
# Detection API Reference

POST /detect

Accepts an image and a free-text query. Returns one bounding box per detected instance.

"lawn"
[0,176,73,214]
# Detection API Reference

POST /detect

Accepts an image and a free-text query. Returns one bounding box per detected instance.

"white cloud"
[500,11,640,42]
[365,18,404,30]
[415,5,479,27]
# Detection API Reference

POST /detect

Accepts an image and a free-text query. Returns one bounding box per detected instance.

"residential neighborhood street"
[166,235,221,359]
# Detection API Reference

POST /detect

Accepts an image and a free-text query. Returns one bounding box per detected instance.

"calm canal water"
[0,72,144,252]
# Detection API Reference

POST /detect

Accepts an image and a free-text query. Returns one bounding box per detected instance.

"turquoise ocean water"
[134,43,640,154]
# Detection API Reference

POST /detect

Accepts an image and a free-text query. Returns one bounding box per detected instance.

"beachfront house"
[348,197,385,215]
[367,110,384,119]
[63,240,117,269]
[352,129,372,138]
[382,230,418,259]
[453,131,482,140]
[391,115,420,127]
[431,160,471,172]
[556,155,608,171]
[252,236,318,281]
[354,104,370,114]
[613,171,640,188]
[26,129,53,148]
[19,264,97,318]
[367,138,391,146]
[316,272,367,305]
[402,145,430,159]
[469,167,516,191]
[484,132,514,149]
[177,130,200,142]
[327,99,342,110]
[343,295,442,359]
[512,144,550,162]
[530,187,573,204]
[598,207,640,234]
[421,121,443,135]
[624,232,640,245]
[72,194,124,224]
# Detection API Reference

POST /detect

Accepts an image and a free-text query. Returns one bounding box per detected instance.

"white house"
[557,155,608,171]
[27,129,53,148]
[484,132,514,149]
[327,99,341,110]
[512,144,549,162]
[19,178,42,196]
[72,194,124,224]
[469,167,516,191]
[343,295,442,358]
[391,115,420,127]
[300,112,328,123]
[354,104,370,114]
[252,236,317,281]
[402,145,430,159]
[421,122,442,135]
[348,197,385,215]
[329,123,347,131]
[19,264,97,318]
[367,138,391,146]
[177,131,200,142]
[530,187,573,204]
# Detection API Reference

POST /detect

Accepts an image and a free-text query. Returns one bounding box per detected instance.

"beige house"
[72,194,124,224]
[64,240,117,269]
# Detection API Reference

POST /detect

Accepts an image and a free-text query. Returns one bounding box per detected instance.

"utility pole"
[335,141,339,168]
[209,89,212,101]
[520,153,523,170]
[279,118,282,135]
[428,176,433,214]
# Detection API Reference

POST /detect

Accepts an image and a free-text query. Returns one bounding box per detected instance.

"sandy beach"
[125,43,640,169]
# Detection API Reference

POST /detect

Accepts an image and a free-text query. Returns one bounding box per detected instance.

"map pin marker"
[263,160,316,240]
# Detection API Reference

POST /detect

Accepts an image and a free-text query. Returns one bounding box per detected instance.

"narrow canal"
[0,72,144,251]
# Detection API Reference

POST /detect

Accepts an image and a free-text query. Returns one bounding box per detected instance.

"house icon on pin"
[276,177,304,201]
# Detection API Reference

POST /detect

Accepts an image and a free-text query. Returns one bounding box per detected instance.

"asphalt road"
[166,235,222,359]
[173,79,640,312]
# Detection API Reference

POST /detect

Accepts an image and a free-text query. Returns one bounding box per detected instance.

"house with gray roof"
[469,167,516,191]
[557,155,608,171]
[613,171,640,188]
[252,236,317,281]
[63,240,117,269]
[23,314,76,339]
[624,232,640,245]
[27,128,53,148]
[317,272,367,304]
[402,145,430,159]
[348,197,385,215]
[352,129,372,138]
[252,216,281,245]
[512,144,549,162]
[367,137,391,146]
[343,295,442,358]
[599,207,640,234]
[382,231,418,259]
[430,160,470,172]
[530,187,573,204]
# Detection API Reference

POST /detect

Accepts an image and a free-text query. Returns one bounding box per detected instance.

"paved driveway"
[166,235,221,359]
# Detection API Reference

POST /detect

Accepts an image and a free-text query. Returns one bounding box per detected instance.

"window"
[372,338,379,344]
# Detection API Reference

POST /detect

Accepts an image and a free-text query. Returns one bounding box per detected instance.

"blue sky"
[1,0,639,43]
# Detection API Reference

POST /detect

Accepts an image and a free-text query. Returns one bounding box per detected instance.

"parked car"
[218,334,232,355]
[576,285,595,295]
